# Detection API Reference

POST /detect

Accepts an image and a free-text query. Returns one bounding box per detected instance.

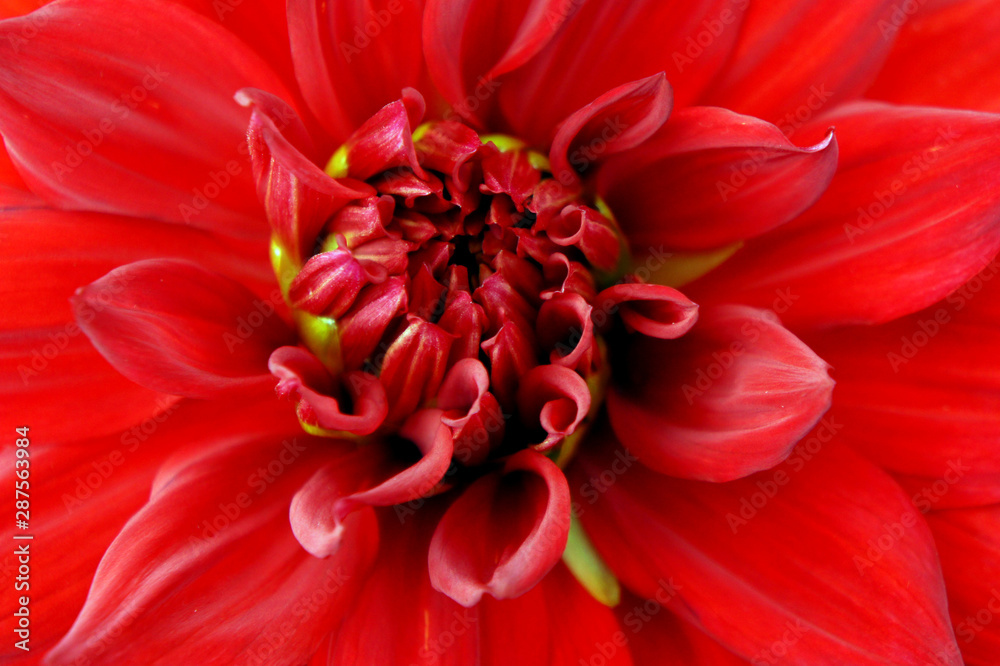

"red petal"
[44,428,377,666]
[499,0,747,145]
[423,0,567,127]
[338,96,428,181]
[239,89,372,264]
[548,74,672,186]
[516,365,591,451]
[805,266,1000,508]
[0,0,292,236]
[269,346,388,436]
[379,317,454,426]
[288,249,370,317]
[337,276,410,371]
[701,0,897,126]
[428,449,570,605]
[74,260,293,400]
[689,103,1000,329]
[595,282,699,339]
[287,0,428,143]
[573,438,961,665]
[600,106,838,251]
[926,505,1000,665]
[290,409,453,559]
[437,358,505,466]
[608,305,833,482]
[868,0,1000,113]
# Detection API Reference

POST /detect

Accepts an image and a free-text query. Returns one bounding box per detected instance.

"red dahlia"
[2,0,1000,665]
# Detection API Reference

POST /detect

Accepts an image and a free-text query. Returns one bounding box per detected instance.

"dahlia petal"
[335,97,428,181]
[329,508,630,665]
[331,409,455,521]
[689,103,1000,329]
[548,73,673,186]
[573,439,961,665]
[438,358,505,465]
[379,317,454,426]
[239,89,373,265]
[44,428,377,666]
[805,268,1000,508]
[616,593,748,665]
[868,0,1000,113]
[287,0,427,142]
[595,282,699,340]
[423,0,568,126]
[482,320,538,409]
[543,204,622,271]
[0,0,292,236]
[599,107,838,251]
[438,290,489,366]
[428,449,571,605]
[288,249,370,317]
[516,364,591,451]
[499,0,747,145]
[269,346,388,436]
[74,259,293,400]
[701,0,898,126]
[337,276,410,371]
[608,305,833,482]
[536,292,595,369]
[0,0,45,19]
[926,506,1000,664]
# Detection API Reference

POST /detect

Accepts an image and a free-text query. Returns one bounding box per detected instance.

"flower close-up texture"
[2,0,1000,664]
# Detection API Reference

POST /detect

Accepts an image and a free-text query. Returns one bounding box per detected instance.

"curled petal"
[74,260,293,400]
[429,449,571,606]
[595,282,699,339]
[269,346,387,436]
[239,89,373,265]
[338,276,409,371]
[549,73,673,185]
[438,359,506,465]
[516,364,591,451]
[542,204,621,272]
[379,316,454,425]
[288,249,371,317]
[608,305,834,481]
[334,96,428,180]
[482,320,538,409]
[599,106,839,251]
[535,292,595,369]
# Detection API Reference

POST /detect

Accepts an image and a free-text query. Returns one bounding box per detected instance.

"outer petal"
[573,438,962,665]
[926,505,1000,665]
[288,0,428,143]
[43,428,377,666]
[600,107,838,251]
[0,0,293,236]
[429,449,570,606]
[689,103,1000,329]
[548,74,672,186]
[806,264,1000,508]
[423,0,569,126]
[329,506,628,665]
[594,283,699,340]
[608,305,833,482]
[0,208,272,441]
[700,0,897,126]
[867,0,1000,113]
[74,259,294,400]
[498,0,747,146]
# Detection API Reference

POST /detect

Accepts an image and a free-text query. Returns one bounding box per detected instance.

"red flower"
[2,1,999,664]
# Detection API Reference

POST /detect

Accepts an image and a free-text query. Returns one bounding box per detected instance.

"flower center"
[267,109,696,478]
